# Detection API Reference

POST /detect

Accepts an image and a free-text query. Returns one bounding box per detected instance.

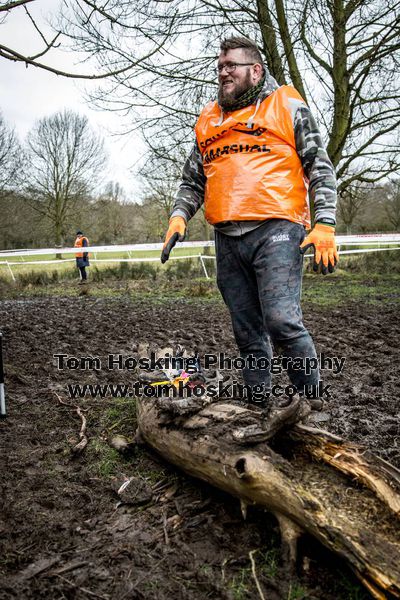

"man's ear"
[252,63,263,82]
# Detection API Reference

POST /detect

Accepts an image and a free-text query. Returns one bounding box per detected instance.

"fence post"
[6,261,15,282]
[0,333,6,418]
[199,255,209,279]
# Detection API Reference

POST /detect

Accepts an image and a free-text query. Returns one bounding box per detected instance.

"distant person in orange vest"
[74,230,90,284]
[161,36,339,441]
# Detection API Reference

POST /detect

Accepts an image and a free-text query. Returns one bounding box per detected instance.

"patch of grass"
[199,564,212,575]
[183,279,219,298]
[7,271,400,308]
[287,582,309,600]
[85,398,138,478]
[259,547,280,579]
[302,272,400,306]
[0,254,213,287]
[137,466,174,486]
[303,248,400,275]
[100,398,138,437]
[340,249,400,274]
[3,254,400,310]
[165,257,203,280]
[93,399,173,485]
[228,567,251,600]
[90,262,159,282]
[0,260,76,282]
[142,580,162,592]
[88,438,121,478]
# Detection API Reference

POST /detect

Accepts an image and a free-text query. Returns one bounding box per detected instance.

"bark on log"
[137,398,400,599]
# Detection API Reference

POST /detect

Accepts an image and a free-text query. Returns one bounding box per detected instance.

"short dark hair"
[220,36,263,65]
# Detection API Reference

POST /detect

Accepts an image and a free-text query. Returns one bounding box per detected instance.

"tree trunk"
[274,0,308,102]
[256,0,287,85]
[137,398,400,599]
[55,210,63,260]
[326,0,351,167]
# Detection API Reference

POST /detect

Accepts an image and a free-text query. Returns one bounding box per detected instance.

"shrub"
[341,250,400,274]
[90,262,158,282]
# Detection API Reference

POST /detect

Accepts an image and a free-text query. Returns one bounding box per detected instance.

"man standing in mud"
[75,230,90,284]
[161,37,338,440]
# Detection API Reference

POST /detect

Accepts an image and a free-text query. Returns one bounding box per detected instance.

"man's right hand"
[161,216,187,264]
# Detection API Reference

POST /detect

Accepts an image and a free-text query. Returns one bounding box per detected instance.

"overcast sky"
[0,0,144,201]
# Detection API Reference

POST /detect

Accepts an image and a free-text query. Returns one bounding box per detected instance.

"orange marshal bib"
[74,236,89,258]
[195,85,310,227]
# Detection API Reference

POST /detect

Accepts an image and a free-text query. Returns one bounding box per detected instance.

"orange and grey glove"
[300,223,339,274]
[161,216,186,264]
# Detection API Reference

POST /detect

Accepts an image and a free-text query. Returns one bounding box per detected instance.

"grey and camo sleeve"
[294,105,337,225]
[170,143,206,222]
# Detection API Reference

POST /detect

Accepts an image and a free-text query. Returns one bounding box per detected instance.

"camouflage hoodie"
[171,73,337,235]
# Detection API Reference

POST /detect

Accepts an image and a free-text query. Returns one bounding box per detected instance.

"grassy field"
[1,248,399,307]
[0,245,215,280]
[1,267,400,309]
[1,242,398,280]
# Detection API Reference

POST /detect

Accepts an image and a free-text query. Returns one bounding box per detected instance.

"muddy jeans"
[215,219,319,400]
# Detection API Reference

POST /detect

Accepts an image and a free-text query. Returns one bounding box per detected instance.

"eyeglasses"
[216,62,256,74]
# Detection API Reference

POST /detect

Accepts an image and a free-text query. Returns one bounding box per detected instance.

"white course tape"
[335,247,400,255]
[0,241,214,258]
[0,241,399,281]
[0,259,75,266]
[0,383,5,417]
[0,234,399,259]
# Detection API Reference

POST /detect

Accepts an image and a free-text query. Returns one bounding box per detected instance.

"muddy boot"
[138,370,169,384]
[307,398,323,411]
[300,397,332,424]
[301,398,331,424]
[156,395,210,417]
[232,396,310,444]
[187,372,207,386]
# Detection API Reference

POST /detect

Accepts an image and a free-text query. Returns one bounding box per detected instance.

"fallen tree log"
[137,398,400,599]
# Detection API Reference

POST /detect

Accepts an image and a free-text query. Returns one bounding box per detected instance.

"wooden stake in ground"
[54,393,88,454]
[0,332,6,418]
[137,397,400,600]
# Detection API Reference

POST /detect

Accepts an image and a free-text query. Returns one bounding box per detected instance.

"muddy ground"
[0,289,399,599]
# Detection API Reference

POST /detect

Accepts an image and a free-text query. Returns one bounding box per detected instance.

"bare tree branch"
[274,0,307,100]
[0,0,34,12]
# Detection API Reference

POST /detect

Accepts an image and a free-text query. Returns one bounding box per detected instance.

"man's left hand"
[300,223,339,274]
[161,216,187,264]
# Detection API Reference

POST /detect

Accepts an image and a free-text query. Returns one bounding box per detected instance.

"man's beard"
[218,70,253,108]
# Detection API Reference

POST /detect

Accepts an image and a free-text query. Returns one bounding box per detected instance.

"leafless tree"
[0,191,47,249]
[297,0,400,194]
[141,159,182,222]
[383,178,400,230]
[94,181,132,243]
[25,109,107,246]
[140,151,213,245]
[0,112,23,195]
[3,1,399,209]
[338,185,368,233]
[58,0,400,194]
